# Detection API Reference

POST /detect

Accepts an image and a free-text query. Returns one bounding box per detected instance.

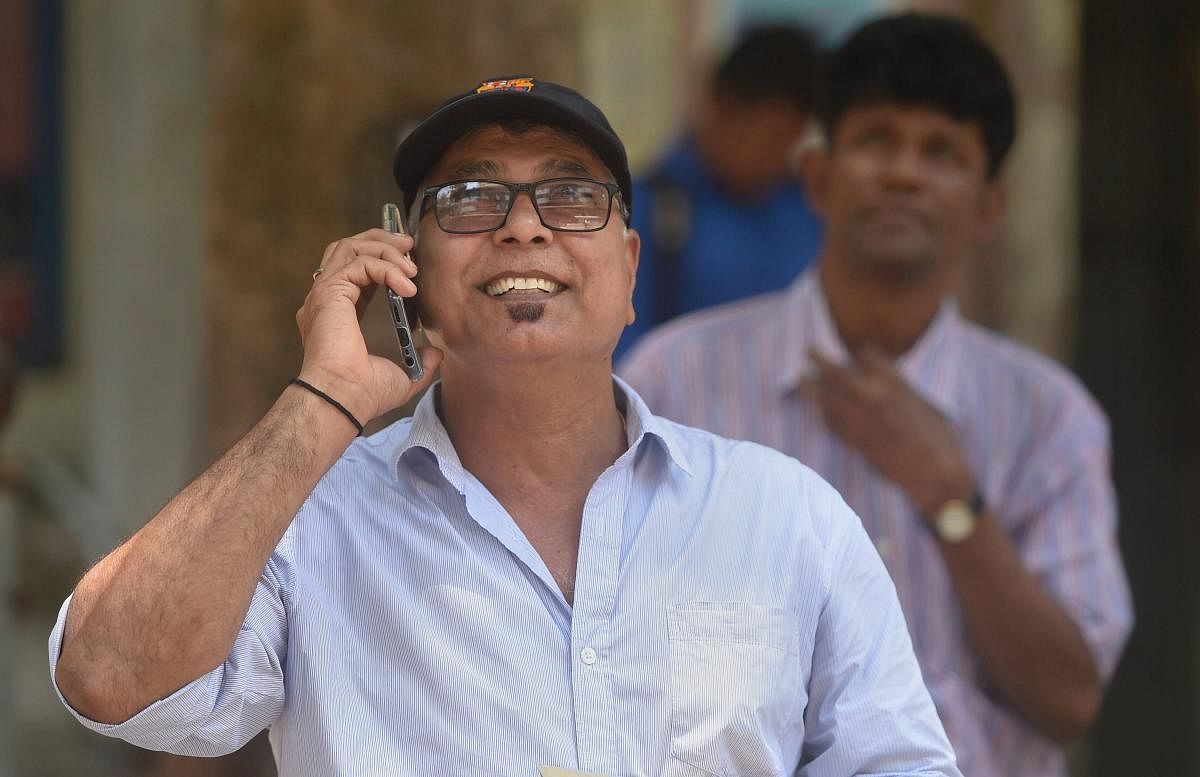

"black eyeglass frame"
[419,177,631,234]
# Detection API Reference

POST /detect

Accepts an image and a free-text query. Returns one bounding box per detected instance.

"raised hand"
[801,346,974,516]
[296,228,442,426]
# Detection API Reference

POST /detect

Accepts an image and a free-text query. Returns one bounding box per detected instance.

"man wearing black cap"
[49,77,961,776]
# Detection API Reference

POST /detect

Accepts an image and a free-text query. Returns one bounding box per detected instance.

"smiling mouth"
[483,276,566,297]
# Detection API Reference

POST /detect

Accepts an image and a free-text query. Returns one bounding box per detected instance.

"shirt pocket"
[664,602,798,777]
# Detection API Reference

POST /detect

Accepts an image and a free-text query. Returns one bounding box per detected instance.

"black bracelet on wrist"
[288,377,364,436]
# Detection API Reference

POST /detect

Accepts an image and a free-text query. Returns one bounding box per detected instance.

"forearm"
[938,514,1101,741]
[55,385,356,723]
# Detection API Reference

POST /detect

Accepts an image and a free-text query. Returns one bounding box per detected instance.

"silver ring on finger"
[312,267,325,281]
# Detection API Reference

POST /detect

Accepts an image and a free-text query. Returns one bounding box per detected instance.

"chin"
[504,302,546,323]
[852,247,940,282]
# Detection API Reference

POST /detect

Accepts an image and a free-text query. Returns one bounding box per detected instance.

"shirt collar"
[397,384,470,493]
[396,377,694,488]
[615,375,694,477]
[777,270,965,423]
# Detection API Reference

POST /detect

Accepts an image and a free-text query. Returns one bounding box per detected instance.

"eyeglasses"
[420,178,629,234]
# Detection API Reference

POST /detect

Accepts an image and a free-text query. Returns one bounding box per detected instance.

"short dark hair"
[819,13,1017,178]
[712,24,820,111]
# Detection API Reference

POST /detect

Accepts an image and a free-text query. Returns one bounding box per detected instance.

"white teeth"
[485,277,563,296]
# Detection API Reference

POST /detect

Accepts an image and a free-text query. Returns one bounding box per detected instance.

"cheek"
[820,175,865,221]
[578,262,635,327]
[839,153,882,187]
[937,183,987,236]
[411,254,464,329]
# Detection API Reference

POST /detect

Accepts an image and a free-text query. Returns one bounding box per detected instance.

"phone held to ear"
[382,202,424,382]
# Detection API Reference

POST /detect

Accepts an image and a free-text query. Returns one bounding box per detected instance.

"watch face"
[937,503,977,543]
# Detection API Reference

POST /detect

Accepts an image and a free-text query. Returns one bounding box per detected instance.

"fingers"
[801,373,857,441]
[316,231,417,282]
[321,227,415,267]
[313,256,417,302]
[804,349,883,443]
[808,349,872,404]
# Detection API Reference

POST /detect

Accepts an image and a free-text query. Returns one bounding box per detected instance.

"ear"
[976,180,1007,244]
[799,142,832,218]
[623,227,641,326]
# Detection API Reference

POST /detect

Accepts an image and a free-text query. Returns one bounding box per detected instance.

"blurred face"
[808,103,1002,282]
[707,93,810,196]
[412,125,639,366]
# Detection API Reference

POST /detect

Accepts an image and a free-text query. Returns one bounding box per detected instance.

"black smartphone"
[382,202,424,382]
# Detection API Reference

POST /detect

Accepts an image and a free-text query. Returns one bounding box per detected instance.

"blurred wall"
[3,3,210,776]
[68,0,208,543]
[2,0,209,553]
[1078,1,1200,774]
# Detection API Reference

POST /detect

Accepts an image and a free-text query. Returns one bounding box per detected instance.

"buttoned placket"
[567,458,632,777]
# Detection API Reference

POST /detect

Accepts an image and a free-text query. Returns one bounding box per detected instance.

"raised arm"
[54,229,440,723]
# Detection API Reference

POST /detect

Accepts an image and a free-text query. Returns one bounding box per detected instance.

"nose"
[493,189,552,246]
[880,145,924,190]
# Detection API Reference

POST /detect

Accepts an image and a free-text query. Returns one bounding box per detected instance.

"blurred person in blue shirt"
[616,24,824,359]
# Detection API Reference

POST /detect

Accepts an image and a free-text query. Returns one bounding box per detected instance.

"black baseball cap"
[393,76,633,218]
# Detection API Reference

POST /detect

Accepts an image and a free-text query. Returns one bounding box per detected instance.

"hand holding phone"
[382,202,424,382]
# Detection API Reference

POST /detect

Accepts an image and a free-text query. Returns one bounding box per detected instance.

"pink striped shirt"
[619,270,1133,777]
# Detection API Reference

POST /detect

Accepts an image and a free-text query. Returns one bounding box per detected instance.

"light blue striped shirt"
[50,380,961,777]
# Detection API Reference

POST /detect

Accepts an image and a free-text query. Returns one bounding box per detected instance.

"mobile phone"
[382,202,424,382]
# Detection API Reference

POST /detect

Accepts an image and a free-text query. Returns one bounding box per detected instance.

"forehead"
[430,125,611,182]
[836,103,987,145]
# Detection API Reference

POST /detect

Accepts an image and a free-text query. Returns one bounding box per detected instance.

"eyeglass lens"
[433,179,614,233]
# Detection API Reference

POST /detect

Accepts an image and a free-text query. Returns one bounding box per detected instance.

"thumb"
[372,346,444,413]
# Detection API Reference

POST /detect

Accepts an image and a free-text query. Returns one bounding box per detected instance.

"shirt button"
[580,647,598,665]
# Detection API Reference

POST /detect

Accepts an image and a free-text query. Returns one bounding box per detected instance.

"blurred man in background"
[621,14,1133,777]
[615,24,824,359]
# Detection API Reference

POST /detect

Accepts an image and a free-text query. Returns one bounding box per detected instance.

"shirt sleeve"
[47,554,289,757]
[799,479,963,777]
[1007,402,1133,681]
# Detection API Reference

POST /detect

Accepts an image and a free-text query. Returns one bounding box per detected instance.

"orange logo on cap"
[475,77,535,94]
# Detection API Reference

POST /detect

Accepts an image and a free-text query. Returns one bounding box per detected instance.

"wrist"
[295,365,373,428]
[913,458,976,517]
[925,490,986,544]
[289,378,364,436]
[267,387,360,468]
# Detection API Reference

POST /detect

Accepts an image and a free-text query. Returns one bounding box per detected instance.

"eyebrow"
[534,157,594,177]
[444,156,598,181]
[447,159,503,179]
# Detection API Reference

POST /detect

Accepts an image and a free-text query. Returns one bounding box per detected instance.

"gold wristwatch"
[930,491,985,543]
